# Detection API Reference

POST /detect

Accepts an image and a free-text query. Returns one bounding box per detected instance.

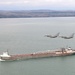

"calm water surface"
[0,17,75,75]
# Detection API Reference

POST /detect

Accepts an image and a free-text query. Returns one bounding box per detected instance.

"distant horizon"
[0,9,75,11]
[0,0,75,10]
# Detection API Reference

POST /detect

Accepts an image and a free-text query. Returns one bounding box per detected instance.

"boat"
[0,47,75,61]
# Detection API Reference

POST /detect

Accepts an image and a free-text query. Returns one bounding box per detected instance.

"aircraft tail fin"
[70,33,75,38]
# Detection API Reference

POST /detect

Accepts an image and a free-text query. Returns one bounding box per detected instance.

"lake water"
[0,17,75,75]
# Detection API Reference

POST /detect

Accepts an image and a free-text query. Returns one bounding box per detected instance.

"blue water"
[0,17,75,75]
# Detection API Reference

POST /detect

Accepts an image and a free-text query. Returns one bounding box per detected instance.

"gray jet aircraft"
[60,33,74,39]
[45,33,60,38]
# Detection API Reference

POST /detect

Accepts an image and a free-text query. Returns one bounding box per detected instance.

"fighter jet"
[60,33,74,39]
[45,33,60,38]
